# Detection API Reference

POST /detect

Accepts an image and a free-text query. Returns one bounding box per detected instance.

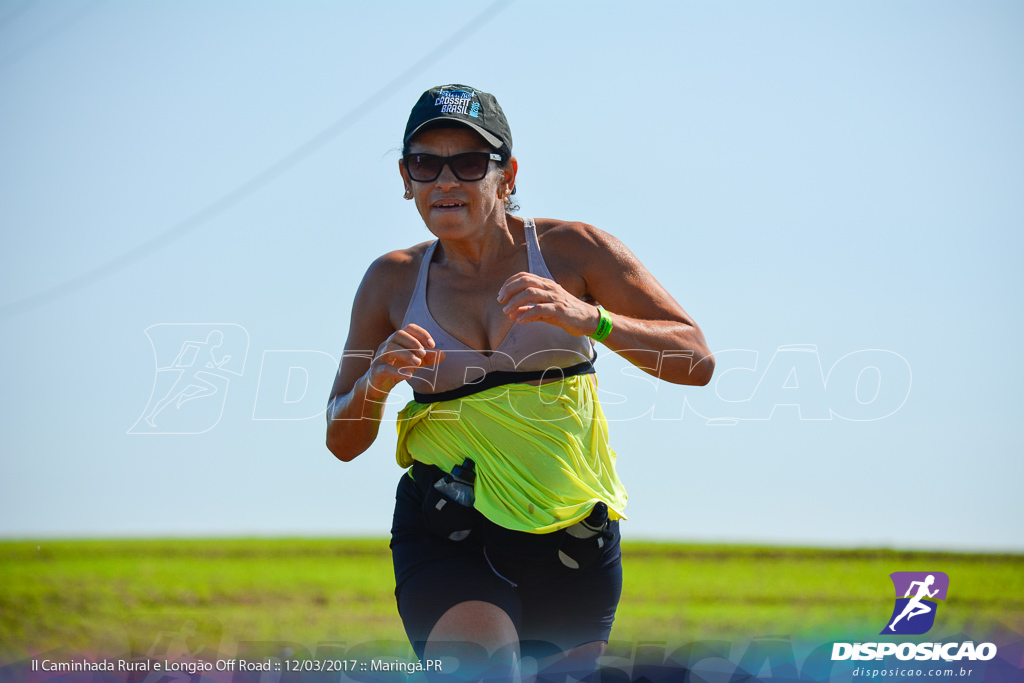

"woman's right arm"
[325,253,442,462]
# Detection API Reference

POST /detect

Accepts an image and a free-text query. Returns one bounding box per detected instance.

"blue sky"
[1,0,1021,551]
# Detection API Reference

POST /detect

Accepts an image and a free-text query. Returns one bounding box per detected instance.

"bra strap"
[400,241,438,327]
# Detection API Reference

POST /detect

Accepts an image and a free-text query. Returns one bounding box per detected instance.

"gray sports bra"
[401,217,595,402]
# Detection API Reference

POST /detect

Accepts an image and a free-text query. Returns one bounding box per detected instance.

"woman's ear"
[398,159,413,199]
[503,156,518,196]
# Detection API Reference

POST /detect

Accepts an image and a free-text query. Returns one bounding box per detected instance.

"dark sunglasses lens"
[406,154,442,181]
[450,154,490,180]
[405,153,492,182]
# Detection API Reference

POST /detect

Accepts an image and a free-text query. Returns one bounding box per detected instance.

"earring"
[403,188,413,200]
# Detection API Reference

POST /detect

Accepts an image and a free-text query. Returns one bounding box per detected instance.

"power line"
[0,0,107,70]
[0,0,34,30]
[0,0,514,320]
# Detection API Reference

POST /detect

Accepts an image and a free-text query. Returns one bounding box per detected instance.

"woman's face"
[400,126,514,240]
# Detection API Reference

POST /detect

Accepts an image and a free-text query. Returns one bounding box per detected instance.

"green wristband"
[590,307,613,343]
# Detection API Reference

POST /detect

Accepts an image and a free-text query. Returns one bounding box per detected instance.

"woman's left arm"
[497,222,714,386]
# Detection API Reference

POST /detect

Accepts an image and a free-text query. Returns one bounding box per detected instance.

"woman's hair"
[402,121,519,214]
[503,186,520,214]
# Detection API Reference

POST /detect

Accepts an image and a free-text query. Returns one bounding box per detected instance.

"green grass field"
[2,539,1022,664]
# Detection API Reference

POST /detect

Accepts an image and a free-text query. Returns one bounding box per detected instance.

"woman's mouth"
[432,200,466,210]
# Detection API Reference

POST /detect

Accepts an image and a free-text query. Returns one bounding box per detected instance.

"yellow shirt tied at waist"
[396,373,627,534]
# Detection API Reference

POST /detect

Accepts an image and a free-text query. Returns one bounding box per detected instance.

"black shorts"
[390,463,622,661]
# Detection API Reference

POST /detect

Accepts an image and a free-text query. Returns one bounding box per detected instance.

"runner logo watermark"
[883,571,949,635]
[128,324,249,434]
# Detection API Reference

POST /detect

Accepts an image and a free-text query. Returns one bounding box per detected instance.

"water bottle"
[427,458,477,541]
[558,502,609,569]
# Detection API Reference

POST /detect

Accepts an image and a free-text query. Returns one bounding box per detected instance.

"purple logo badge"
[882,571,949,635]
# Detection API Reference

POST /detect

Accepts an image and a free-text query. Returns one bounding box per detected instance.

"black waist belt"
[412,359,596,404]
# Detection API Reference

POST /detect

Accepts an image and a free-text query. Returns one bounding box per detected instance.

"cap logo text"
[435,91,477,117]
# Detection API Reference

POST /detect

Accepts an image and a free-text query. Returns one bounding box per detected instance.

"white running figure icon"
[888,574,939,632]
[144,330,231,427]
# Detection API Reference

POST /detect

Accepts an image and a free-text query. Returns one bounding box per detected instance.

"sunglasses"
[403,152,503,182]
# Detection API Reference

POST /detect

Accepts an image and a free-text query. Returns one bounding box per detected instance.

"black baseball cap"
[403,84,513,156]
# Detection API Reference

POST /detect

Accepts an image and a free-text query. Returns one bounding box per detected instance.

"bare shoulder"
[533,217,638,273]
[361,240,431,288]
[531,217,681,317]
[533,217,616,250]
[366,240,431,277]
[355,240,432,327]
[527,218,630,299]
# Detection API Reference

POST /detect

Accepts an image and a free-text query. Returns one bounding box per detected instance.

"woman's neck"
[435,214,523,274]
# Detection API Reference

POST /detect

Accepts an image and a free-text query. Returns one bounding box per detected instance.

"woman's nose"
[434,163,461,190]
